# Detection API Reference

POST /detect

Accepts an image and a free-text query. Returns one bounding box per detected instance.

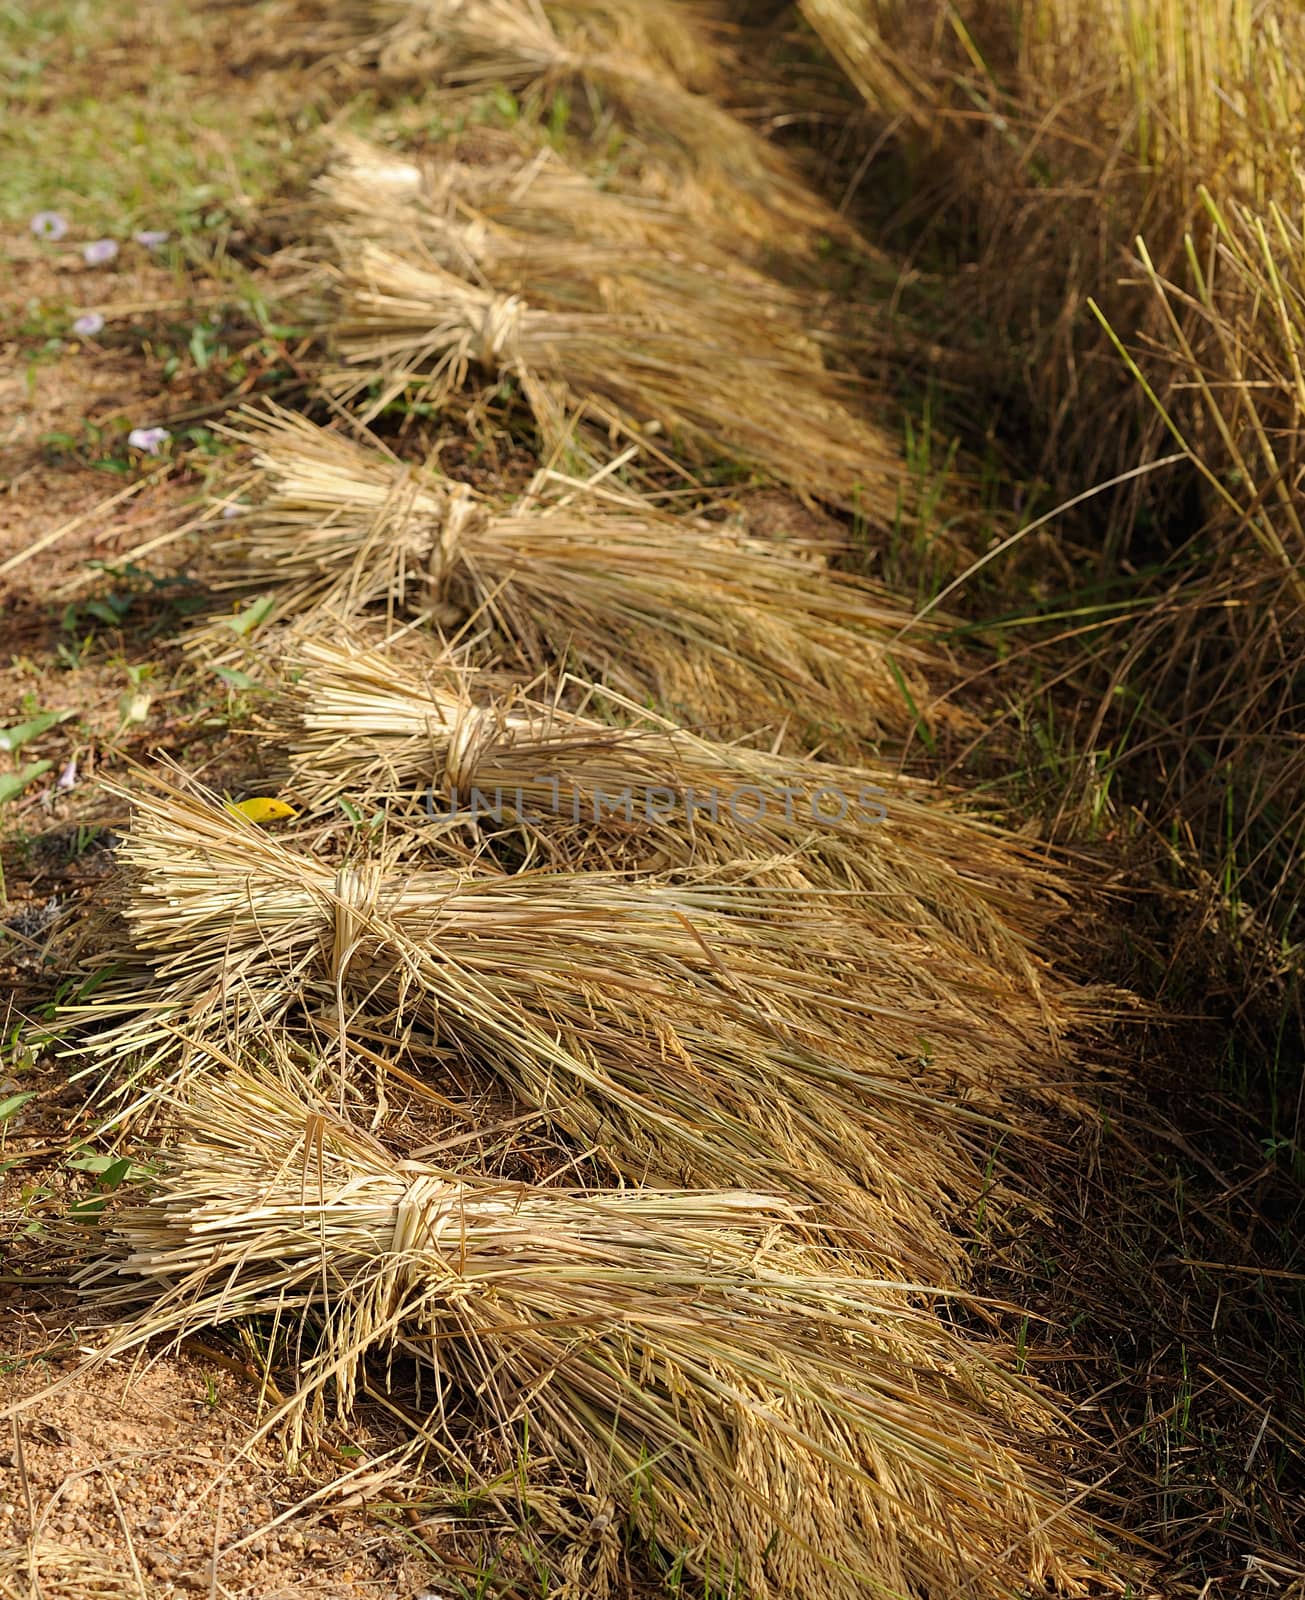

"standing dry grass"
[792,0,1305,954]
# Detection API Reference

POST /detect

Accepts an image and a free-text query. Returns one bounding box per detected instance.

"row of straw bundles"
[280,630,1068,982]
[73,1068,1118,1600]
[317,134,904,513]
[73,772,1090,1284]
[340,0,840,252]
[206,407,949,742]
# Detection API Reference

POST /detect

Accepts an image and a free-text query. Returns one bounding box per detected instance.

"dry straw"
[320,131,828,272]
[341,0,840,252]
[325,234,899,512]
[282,629,1068,983]
[0,1544,143,1600]
[209,406,950,741]
[317,135,868,359]
[76,1067,1122,1600]
[73,771,1091,1281]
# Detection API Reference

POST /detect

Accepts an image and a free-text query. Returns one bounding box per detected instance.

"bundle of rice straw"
[210,408,948,741]
[339,0,840,252]
[73,773,1084,1281]
[74,1068,1123,1600]
[320,131,833,271]
[327,234,898,511]
[318,136,854,345]
[281,630,1065,983]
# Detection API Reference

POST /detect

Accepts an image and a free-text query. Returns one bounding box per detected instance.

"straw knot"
[427,481,480,592]
[392,1172,461,1259]
[442,701,500,796]
[477,292,525,370]
[327,863,384,986]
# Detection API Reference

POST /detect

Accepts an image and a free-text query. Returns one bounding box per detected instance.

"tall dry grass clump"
[70,1068,1124,1600]
[798,0,1305,943]
[796,0,1304,502]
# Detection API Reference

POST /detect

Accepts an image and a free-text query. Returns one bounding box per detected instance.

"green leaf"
[0,1091,37,1121]
[0,709,70,753]
[66,1151,120,1174]
[0,760,53,804]
[223,594,277,636]
[189,324,211,371]
[213,666,257,690]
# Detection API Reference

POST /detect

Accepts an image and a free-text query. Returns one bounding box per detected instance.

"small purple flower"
[82,238,119,265]
[221,503,242,519]
[133,229,170,248]
[57,758,78,793]
[128,426,171,455]
[31,211,69,241]
[72,312,105,337]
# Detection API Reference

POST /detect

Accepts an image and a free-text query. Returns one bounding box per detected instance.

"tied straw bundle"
[209,407,951,742]
[74,772,1080,1281]
[282,630,1069,986]
[318,135,872,356]
[320,131,842,274]
[341,0,841,253]
[72,1069,1123,1600]
[326,235,899,512]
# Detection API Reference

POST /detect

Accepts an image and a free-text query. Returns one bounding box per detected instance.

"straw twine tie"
[391,1169,514,1298]
[476,292,525,372]
[426,479,480,592]
[329,862,384,988]
[442,701,500,798]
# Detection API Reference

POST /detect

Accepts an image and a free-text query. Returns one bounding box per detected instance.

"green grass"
[0,0,301,236]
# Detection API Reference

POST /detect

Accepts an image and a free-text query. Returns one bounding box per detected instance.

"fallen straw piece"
[208,406,951,742]
[75,1067,1124,1600]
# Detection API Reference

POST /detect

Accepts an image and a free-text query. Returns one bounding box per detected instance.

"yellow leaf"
[224,796,299,825]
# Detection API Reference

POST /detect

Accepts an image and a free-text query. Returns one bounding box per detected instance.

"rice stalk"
[207,406,951,741]
[74,1067,1125,1600]
[70,771,1095,1279]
